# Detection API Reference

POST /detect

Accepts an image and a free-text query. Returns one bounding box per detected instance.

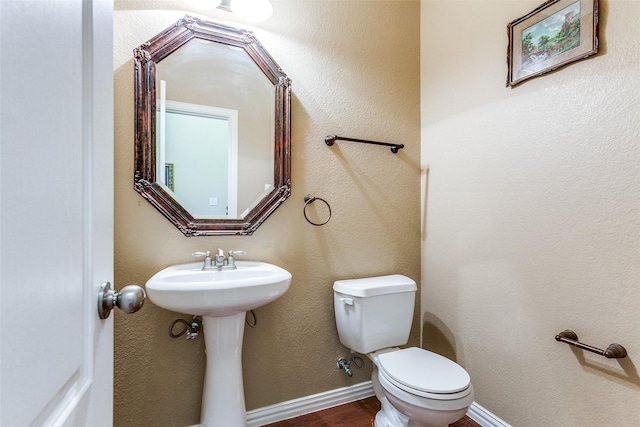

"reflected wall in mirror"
[134,15,291,236]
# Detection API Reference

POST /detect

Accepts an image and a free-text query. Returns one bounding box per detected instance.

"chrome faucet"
[214,248,226,268]
[193,249,245,270]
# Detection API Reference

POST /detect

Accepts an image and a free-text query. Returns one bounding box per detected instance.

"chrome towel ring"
[303,194,331,226]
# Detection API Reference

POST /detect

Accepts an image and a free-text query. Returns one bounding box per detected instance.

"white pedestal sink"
[146,261,292,427]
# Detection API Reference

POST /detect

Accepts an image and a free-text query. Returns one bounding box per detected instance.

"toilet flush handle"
[339,297,354,306]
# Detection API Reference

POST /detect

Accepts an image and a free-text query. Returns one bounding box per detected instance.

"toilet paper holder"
[555,329,627,359]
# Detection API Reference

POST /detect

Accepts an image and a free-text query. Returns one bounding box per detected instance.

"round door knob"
[98,282,146,319]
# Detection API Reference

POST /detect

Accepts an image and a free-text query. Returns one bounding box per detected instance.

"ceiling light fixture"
[183,0,222,10]
[183,0,273,22]
[230,0,273,22]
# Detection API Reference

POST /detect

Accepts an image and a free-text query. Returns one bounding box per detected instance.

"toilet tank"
[333,275,417,354]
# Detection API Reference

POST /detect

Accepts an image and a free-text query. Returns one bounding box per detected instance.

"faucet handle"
[192,251,211,258]
[227,250,245,269]
[193,251,213,269]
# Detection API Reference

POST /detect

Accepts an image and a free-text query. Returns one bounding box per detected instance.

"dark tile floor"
[264,396,480,427]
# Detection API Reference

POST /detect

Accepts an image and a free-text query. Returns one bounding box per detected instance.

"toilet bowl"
[333,275,474,427]
[371,347,474,427]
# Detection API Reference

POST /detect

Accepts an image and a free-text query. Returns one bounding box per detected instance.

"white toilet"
[333,275,474,427]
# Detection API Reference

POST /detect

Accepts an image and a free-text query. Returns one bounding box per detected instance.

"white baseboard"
[246,381,375,427]
[467,402,512,427]
[247,381,511,427]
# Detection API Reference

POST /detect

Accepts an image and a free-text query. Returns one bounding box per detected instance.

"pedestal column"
[200,312,247,427]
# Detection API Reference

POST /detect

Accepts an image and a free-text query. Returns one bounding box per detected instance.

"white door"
[0,0,115,425]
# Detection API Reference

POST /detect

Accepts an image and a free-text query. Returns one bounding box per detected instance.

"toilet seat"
[377,347,472,400]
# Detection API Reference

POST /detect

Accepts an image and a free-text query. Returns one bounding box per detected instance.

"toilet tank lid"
[333,275,417,297]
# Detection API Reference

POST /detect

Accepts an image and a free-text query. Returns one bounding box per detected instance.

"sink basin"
[145,260,291,317]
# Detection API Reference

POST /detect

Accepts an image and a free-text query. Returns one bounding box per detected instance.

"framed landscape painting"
[507,0,599,87]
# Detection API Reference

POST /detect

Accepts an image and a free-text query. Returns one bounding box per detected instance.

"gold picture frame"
[507,0,599,87]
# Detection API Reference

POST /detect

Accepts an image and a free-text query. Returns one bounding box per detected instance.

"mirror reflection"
[155,39,275,219]
[134,16,291,236]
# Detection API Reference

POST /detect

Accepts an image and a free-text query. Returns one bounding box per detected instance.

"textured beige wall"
[114,1,420,425]
[421,0,640,425]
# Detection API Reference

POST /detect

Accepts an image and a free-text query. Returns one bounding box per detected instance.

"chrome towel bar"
[555,329,627,359]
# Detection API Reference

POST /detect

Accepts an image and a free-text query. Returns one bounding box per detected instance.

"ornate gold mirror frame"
[134,16,291,236]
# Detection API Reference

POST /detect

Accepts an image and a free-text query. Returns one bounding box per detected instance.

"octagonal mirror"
[134,16,291,236]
